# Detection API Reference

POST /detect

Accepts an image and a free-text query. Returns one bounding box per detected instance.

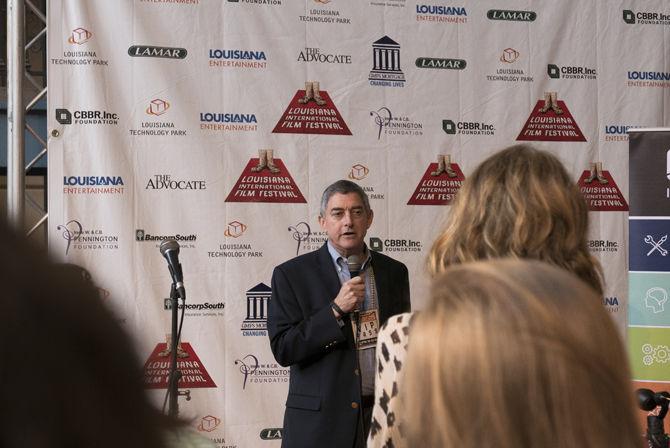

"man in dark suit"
[268,180,411,448]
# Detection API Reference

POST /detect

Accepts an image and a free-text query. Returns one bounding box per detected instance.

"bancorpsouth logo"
[55,108,118,125]
[369,237,422,253]
[164,298,225,315]
[416,5,467,23]
[128,45,187,60]
[200,112,258,132]
[442,119,495,136]
[135,229,197,244]
[547,64,596,80]
[145,174,206,191]
[68,27,92,45]
[208,49,267,69]
[197,415,221,433]
[487,9,536,21]
[623,9,670,25]
[63,176,125,195]
[224,221,247,238]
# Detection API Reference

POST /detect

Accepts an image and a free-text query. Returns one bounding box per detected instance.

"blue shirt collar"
[326,240,372,270]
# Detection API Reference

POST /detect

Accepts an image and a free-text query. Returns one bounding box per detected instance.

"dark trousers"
[354,399,374,448]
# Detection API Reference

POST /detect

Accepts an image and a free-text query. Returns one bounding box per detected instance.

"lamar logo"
[517,92,586,142]
[500,48,519,63]
[415,57,466,70]
[578,162,629,212]
[224,221,247,238]
[623,10,635,24]
[260,428,283,440]
[55,108,72,124]
[197,415,221,433]
[548,64,596,80]
[225,150,307,203]
[408,155,465,205]
[273,82,351,135]
[128,45,188,60]
[68,27,92,44]
[487,9,536,21]
[146,99,170,116]
[348,164,369,181]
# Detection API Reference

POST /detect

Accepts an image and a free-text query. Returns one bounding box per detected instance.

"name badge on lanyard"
[352,309,379,350]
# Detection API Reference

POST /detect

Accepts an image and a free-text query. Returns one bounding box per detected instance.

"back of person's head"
[0,220,171,448]
[404,259,640,448]
[428,144,603,295]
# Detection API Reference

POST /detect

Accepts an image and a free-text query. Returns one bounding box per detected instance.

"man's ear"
[366,209,374,229]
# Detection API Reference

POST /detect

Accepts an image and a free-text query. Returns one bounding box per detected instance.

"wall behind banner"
[47,0,662,446]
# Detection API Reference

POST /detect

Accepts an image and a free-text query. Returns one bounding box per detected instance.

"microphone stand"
[646,402,670,448]
[167,282,182,418]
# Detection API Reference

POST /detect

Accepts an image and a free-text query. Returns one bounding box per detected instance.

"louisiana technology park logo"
[241,283,271,336]
[129,99,187,137]
[208,48,267,69]
[208,220,263,259]
[486,9,536,21]
[623,9,670,25]
[299,1,351,24]
[143,342,216,389]
[273,81,351,135]
[369,36,405,87]
[408,154,465,205]
[370,107,423,139]
[577,162,628,212]
[128,45,187,59]
[516,92,586,142]
[56,220,119,255]
[225,150,306,203]
[63,175,125,195]
[485,48,533,83]
[52,27,108,66]
[415,5,467,23]
[347,165,385,201]
[55,108,118,126]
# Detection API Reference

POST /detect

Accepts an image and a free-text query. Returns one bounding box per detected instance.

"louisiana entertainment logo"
[55,108,118,126]
[370,107,423,139]
[208,48,267,68]
[415,5,467,23]
[623,9,670,25]
[516,92,586,142]
[143,341,216,389]
[369,36,405,87]
[442,119,494,136]
[241,283,271,336]
[604,124,638,141]
[577,162,629,211]
[627,71,670,88]
[486,9,536,21]
[225,150,307,203]
[408,154,465,205]
[52,28,108,66]
[63,175,125,194]
[486,48,533,83]
[273,82,351,135]
[128,45,187,59]
[547,64,596,80]
[200,112,257,132]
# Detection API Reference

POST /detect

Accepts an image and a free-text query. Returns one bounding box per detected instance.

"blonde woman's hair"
[404,260,640,448]
[428,144,603,295]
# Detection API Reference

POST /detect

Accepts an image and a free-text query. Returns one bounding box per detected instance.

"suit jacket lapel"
[371,251,392,323]
[316,243,342,307]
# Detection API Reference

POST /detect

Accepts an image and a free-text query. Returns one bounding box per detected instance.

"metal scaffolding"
[6,0,48,236]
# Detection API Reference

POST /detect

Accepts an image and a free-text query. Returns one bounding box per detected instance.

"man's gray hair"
[320,180,371,217]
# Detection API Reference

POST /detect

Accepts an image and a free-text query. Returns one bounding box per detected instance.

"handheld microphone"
[346,255,363,278]
[160,239,185,300]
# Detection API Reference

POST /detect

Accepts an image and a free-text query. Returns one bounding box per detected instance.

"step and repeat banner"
[46,1,667,446]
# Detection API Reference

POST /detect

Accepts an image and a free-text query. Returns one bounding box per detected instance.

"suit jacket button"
[354,369,360,376]
[351,402,359,409]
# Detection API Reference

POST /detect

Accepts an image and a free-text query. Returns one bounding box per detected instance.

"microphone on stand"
[637,388,670,448]
[160,239,185,300]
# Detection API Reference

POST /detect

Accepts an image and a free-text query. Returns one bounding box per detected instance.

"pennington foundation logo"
[225,150,306,203]
[53,28,108,66]
[273,82,351,135]
[577,162,628,212]
[516,92,586,142]
[370,107,423,139]
[369,36,405,87]
[128,45,187,59]
[241,283,271,336]
[408,154,465,205]
[143,342,216,389]
[234,354,289,390]
[56,220,119,255]
[415,5,467,23]
[547,64,596,80]
[486,9,536,21]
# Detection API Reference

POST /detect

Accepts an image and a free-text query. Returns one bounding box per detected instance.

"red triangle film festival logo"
[577,171,629,212]
[408,163,465,205]
[272,90,352,135]
[143,342,216,389]
[225,159,307,203]
[516,100,586,142]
